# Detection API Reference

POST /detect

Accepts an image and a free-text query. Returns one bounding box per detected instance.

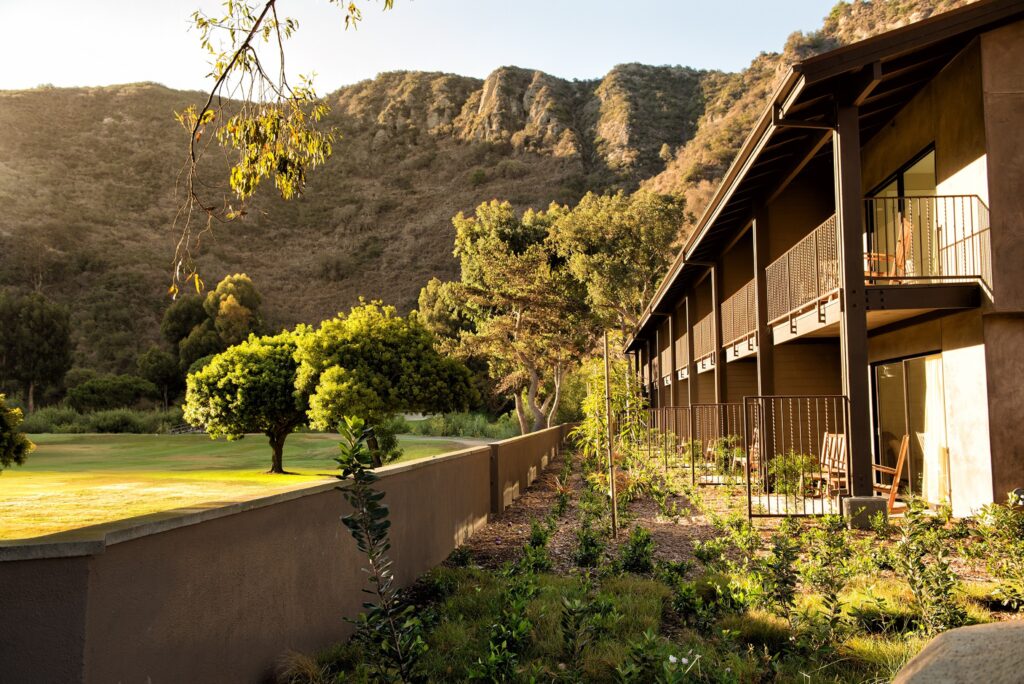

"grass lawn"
[0,432,485,541]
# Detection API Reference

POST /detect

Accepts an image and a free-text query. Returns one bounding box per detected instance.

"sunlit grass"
[0,432,483,540]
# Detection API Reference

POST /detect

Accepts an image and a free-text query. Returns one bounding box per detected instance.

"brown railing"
[864,195,991,286]
[693,312,716,364]
[721,278,756,348]
[766,215,839,325]
[674,331,689,372]
[743,395,850,517]
[634,404,745,486]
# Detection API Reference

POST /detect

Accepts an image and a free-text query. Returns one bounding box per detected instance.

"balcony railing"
[766,215,839,325]
[765,195,991,326]
[674,331,689,371]
[864,195,991,286]
[721,278,757,348]
[693,312,716,364]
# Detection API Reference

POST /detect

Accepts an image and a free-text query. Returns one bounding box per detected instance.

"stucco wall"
[0,427,569,683]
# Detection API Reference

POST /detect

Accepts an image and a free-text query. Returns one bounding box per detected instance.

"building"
[626,0,1023,518]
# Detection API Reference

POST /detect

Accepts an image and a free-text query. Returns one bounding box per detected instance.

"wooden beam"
[834,105,873,498]
[752,212,775,396]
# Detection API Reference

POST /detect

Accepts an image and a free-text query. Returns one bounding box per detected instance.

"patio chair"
[872,434,909,513]
[865,215,914,281]
[807,432,849,496]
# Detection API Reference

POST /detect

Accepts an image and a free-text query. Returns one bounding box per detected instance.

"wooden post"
[711,264,725,403]
[752,212,775,395]
[685,294,698,485]
[603,331,618,538]
[834,105,872,497]
[668,313,677,407]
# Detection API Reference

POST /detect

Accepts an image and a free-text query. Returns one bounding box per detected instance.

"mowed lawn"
[0,433,485,541]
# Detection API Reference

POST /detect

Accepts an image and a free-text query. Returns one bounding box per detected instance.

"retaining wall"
[0,425,571,683]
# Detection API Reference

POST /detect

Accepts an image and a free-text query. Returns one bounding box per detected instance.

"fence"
[0,425,570,683]
[864,195,991,287]
[633,404,745,486]
[743,395,850,517]
[693,313,716,368]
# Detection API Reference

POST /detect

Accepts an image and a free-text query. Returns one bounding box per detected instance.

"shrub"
[20,407,183,434]
[574,519,605,568]
[405,412,518,440]
[67,373,158,412]
[19,405,81,433]
[619,526,655,574]
[468,168,487,187]
[767,451,816,496]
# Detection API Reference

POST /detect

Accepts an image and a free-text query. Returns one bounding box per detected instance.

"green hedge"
[402,412,519,440]
[20,407,184,434]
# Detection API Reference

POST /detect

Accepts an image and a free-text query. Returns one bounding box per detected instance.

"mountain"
[0,0,974,373]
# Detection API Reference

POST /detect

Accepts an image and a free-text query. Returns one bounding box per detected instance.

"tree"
[446,200,598,434]
[204,274,263,345]
[161,296,207,347]
[172,0,394,296]
[178,323,224,373]
[295,302,474,465]
[1,293,73,412]
[137,348,182,410]
[184,328,310,474]
[0,394,33,472]
[548,190,685,333]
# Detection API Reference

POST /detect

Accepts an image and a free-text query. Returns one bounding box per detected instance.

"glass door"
[873,353,950,504]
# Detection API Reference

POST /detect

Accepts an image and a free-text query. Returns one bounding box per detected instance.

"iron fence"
[742,395,850,518]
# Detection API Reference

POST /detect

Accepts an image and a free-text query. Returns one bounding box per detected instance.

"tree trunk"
[546,367,564,429]
[513,392,530,436]
[367,433,383,468]
[163,387,169,412]
[26,381,35,414]
[525,367,546,433]
[268,431,286,474]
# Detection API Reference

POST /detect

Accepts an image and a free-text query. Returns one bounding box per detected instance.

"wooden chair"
[865,216,914,280]
[807,432,849,496]
[873,434,909,513]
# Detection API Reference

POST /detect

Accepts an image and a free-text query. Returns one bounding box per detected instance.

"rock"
[894,622,1024,683]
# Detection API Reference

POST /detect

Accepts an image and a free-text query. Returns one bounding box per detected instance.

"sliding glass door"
[873,353,951,504]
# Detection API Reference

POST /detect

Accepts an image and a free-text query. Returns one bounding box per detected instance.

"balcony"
[693,313,716,373]
[766,196,988,342]
[675,331,689,380]
[721,278,757,361]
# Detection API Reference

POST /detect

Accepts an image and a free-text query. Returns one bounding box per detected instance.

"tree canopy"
[296,302,475,463]
[0,394,33,472]
[184,328,309,473]
[0,292,73,412]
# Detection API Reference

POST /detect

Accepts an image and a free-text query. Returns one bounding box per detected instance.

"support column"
[685,295,697,407]
[711,264,725,403]
[752,212,775,396]
[668,313,677,406]
[834,105,872,497]
[654,325,662,408]
[646,338,656,409]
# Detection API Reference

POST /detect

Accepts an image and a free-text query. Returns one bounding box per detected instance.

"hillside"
[0,0,974,373]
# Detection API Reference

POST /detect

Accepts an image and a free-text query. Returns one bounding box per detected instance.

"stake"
[603,331,618,538]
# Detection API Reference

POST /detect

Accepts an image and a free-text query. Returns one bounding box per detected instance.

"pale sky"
[0,1,837,92]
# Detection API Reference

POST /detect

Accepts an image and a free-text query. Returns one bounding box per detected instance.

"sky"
[0,0,838,92]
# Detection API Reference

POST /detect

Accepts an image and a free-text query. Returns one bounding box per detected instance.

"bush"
[574,519,605,568]
[405,412,519,440]
[620,526,655,574]
[19,406,183,434]
[67,373,158,412]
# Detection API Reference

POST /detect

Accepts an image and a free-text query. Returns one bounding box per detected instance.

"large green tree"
[295,302,474,465]
[548,190,686,332]
[0,393,33,472]
[445,200,598,434]
[0,293,73,412]
[137,347,182,410]
[183,328,310,474]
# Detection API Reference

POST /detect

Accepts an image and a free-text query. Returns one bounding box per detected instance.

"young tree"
[184,328,309,474]
[1,293,73,412]
[0,394,33,472]
[447,201,598,434]
[295,302,475,465]
[161,296,208,347]
[548,190,686,333]
[136,347,182,410]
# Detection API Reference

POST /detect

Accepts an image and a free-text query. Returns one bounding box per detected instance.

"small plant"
[529,518,551,548]
[552,475,572,517]
[335,417,428,682]
[977,497,1024,611]
[798,515,852,647]
[766,451,816,497]
[894,499,968,634]
[574,518,606,568]
[692,537,729,572]
[619,526,656,574]
[756,517,802,621]
[448,545,473,568]
[468,566,538,682]
[869,509,895,539]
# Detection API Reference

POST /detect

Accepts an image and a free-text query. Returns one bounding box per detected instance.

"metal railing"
[743,395,850,517]
[693,312,716,364]
[674,331,689,370]
[633,404,745,486]
[864,195,991,287]
[766,215,839,325]
[721,278,756,348]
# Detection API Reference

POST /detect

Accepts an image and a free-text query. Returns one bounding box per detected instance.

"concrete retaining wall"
[0,426,571,683]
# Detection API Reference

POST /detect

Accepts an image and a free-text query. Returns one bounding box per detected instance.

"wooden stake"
[603,331,618,538]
